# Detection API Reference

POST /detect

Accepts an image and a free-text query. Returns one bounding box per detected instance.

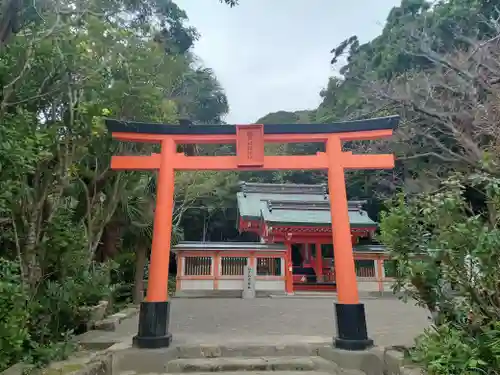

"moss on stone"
[41,363,84,375]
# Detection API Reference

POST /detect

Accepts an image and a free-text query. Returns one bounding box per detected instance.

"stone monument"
[242,265,256,299]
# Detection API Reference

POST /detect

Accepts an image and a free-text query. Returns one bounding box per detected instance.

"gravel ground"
[115,297,430,347]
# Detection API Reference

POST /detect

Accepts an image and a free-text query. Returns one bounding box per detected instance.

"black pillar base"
[132,301,173,349]
[333,302,374,351]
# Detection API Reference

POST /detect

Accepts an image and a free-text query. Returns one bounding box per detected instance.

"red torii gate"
[105,116,399,350]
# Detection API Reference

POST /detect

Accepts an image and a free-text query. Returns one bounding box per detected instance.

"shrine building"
[173,182,394,297]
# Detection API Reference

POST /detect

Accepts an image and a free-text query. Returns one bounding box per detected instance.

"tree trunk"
[133,245,147,304]
[23,214,41,290]
[0,0,20,46]
[96,222,121,261]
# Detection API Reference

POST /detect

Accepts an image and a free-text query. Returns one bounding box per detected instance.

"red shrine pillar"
[304,243,311,266]
[133,138,175,348]
[326,135,373,350]
[285,242,294,294]
[315,243,323,282]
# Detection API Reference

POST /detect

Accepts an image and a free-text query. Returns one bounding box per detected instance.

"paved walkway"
[113,298,429,347]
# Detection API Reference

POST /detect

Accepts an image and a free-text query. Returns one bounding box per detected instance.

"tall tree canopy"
[256,0,500,194]
[0,0,235,368]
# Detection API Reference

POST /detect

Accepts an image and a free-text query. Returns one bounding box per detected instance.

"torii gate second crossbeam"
[105,115,399,351]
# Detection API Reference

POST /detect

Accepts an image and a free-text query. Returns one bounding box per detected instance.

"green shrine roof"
[172,241,386,253]
[172,242,287,252]
[237,182,377,227]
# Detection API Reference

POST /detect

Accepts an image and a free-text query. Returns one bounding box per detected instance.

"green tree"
[0,0,232,368]
[379,172,500,374]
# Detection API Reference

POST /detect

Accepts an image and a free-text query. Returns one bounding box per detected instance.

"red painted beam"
[342,153,395,169]
[110,151,393,172]
[111,154,160,170]
[172,154,328,171]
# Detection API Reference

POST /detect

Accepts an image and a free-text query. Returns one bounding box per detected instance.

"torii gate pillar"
[105,115,399,351]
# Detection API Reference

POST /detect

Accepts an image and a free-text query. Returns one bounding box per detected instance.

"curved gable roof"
[237,182,376,227]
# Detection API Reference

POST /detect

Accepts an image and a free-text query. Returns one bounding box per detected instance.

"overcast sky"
[176,0,401,123]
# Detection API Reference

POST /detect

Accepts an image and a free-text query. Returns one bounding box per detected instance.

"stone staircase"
[114,342,377,375]
[164,355,361,374]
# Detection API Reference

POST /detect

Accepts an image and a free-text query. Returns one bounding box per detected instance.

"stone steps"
[171,342,327,359]
[123,372,364,375]
[167,372,364,375]
[114,343,380,374]
[165,356,341,373]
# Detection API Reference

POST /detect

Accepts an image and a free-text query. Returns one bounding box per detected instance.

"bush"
[75,263,116,307]
[411,323,500,375]
[168,277,176,296]
[111,251,136,304]
[0,257,115,371]
[0,259,30,371]
[28,263,114,346]
[379,173,500,374]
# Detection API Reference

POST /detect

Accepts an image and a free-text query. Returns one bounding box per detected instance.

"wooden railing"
[316,263,383,282]
[177,251,394,294]
[184,256,212,275]
[356,266,376,278]
[221,256,246,276]
[257,257,282,276]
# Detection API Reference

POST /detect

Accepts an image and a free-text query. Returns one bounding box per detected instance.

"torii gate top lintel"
[105,115,399,143]
[105,115,399,171]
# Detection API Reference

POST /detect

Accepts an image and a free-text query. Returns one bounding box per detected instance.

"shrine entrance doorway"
[105,116,399,351]
[291,245,304,267]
